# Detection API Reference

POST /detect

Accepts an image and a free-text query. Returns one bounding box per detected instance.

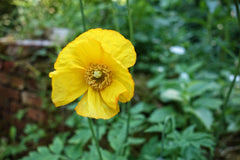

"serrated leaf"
[65,112,83,128]
[166,126,215,158]
[108,125,126,152]
[84,145,127,160]
[49,137,64,154]
[21,146,59,160]
[139,137,161,159]
[64,144,82,159]
[68,128,91,146]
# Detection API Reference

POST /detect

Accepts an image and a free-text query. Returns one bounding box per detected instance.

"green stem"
[219,0,240,135]
[125,0,134,145]
[88,118,103,160]
[111,1,120,32]
[125,100,131,140]
[127,0,134,44]
[79,0,86,31]
[79,2,102,159]
[234,0,240,26]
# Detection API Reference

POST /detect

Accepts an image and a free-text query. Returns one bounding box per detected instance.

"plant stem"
[234,0,240,26]
[219,0,240,135]
[111,1,120,32]
[125,0,134,145]
[88,118,103,160]
[79,2,102,160]
[79,0,86,31]
[127,0,134,44]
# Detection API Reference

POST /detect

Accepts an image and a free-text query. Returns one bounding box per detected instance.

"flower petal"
[101,52,135,103]
[75,87,119,119]
[76,28,136,68]
[54,39,104,70]
[100,79,127,110]
[49,68,88,106]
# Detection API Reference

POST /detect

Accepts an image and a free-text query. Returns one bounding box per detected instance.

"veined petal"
[101,52,134,103]
[54,39,104,70]
[101,79,127,110]
[49,68,88,106]
[76,28,136,68]
[115,71,134,103]
[75,87,119,119]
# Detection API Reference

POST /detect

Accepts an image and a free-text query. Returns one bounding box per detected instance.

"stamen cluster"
[85,64,112,91]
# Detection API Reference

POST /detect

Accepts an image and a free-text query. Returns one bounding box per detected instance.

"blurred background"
[0,0,240,160]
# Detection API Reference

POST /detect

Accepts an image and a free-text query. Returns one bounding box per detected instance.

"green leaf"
[15,109,27,120]
[148,106,176,123]
[49,137,64,154]
[187,81,219,98]
[83,145,127,160]
[131,102,156,114]
[64,144,82,159]
[9,126,17,142]
[193,97,222,110]
[128,137,145,145]
[68,128,91,146]
[139,137,161,159]
[147,74,165,88]
[166,126,215,158]
[130,114,146,133]
[187,108,213,130]
[21,146,59,160]
[161,89,183,102]
[145,123,164,133]
[187,61,203,74]
[37,146,50,154]
[108,125,126,152]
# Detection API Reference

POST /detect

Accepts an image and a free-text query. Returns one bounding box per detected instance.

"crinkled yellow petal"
[75,87,119,119]
[101,51,135,103]
[100,79,127,110]
[76,28,136,68]
[54,39,103,70]
[49,68,88,107]
[115,71,134,103]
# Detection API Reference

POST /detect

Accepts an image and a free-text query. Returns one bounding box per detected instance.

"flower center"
[93,70,102,78]
[85,64,112,91]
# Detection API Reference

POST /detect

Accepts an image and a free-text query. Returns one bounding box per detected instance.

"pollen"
[85,64,112,91]
[93,70,102,78]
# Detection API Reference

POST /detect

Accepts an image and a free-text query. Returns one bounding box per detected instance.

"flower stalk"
[88,118,103,160]
[127,0,134,44]
[79,0,86,31]
[80,1,102,160]
[125,0,135,149]
[111,1,120,32]
[219,0,240,136]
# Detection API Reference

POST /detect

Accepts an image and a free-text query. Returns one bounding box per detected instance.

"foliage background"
[0,0,240,159]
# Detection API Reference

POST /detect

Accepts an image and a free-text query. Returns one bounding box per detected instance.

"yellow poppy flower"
[49,28,136,119]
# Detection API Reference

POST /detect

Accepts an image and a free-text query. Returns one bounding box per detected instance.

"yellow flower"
[49,28,136,119]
